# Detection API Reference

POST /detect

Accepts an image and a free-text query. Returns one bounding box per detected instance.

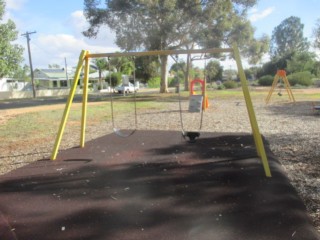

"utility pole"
[64,57,70,87]
[22,31,36,98]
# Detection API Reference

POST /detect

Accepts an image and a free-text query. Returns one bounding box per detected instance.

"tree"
[83,0,262,93]
[0,0,24,78]
[313,18,320,50]
[257,56,289,77]
[91,58,108,89]
[170,61,186,74]
[108,56,133,75]
[270,16,309,59]
[286,52,316,74]
[48,64,61,69]
[242,34,270,65]
[135,56,160,83]
[223,69,238,81]
[313,61,320,77]
[169,60,186,86]
[10,64,30,83]
[246,66,260,80]
[205,60,223,83]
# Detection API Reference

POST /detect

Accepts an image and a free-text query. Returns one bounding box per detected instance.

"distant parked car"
[114,82,138,94]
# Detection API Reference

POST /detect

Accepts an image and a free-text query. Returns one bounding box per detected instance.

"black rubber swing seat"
[182,131,200,143]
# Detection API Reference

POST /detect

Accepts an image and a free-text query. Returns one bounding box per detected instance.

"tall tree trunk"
[99,70,103,90]
[160,55,168,93]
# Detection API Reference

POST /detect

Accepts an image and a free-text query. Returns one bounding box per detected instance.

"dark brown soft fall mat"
[0,130,319,240]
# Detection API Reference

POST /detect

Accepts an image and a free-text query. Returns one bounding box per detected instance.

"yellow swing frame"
[50,44,272,177]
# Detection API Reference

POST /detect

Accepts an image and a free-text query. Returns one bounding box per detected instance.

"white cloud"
[68,10,88,36]
[5,0,27,10]
[29,33,119,68]
[68,10,117,47]
[249,7,275,22]
[16,9,119,69]
[2,0,25,24]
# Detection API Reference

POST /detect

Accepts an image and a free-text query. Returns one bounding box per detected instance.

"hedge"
[258,75,274,86]
[223,80,238,89]
[287,71,314,86]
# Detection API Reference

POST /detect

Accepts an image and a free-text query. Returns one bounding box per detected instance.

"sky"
[3,0,320,70]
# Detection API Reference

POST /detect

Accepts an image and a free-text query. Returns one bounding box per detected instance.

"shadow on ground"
[0,131,319,240]
[265,101,319,118]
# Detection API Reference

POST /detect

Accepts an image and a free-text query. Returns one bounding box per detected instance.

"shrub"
[109,73,122,87]
[169,77,179,87]
[207,82,218,89]
[287,71,314,86]
[313,78,320,87]
[217,84,225,90]
[258,75,274,86]
[223,80,238,89]
[147,77,161,88]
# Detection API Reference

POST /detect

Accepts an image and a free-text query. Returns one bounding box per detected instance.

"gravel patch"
[0,97,319,231]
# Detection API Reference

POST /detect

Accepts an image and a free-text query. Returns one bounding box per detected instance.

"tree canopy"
[91,58,108,89]
[0,0,24,78]
[286,52,316,74]
[170,61,186,74]
[135,56,160,82]
[270,16,309,59]
[83,0,265,92]
[312,18,320,50]
[10,64,30,81]
[205,60,223,82]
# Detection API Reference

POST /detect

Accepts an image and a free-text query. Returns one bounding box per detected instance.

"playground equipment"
[108,57,138,138]
[265,70,295,104]
[312,101,320,113]
[50,44,271,177]
[178,78,209,142]
[189,78,209,112]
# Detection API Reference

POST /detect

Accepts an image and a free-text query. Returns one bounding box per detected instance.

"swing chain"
[177,54,208,143]
[108,56,138,137]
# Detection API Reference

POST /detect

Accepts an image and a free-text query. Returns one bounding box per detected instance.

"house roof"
[89,70,110,79]
[34,69,74,80]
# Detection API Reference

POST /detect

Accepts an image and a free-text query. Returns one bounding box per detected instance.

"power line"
[22,31,37,98]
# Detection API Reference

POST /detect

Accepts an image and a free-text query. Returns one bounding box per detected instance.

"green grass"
[291,93,320,101]
[207,89,244,99]
[0,99,161,143]
[1,88,319,146]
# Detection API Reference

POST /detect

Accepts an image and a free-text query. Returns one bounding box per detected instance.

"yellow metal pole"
[203,74,207,111]
[265,75,279,104]
[284,78,292,101]
[88,48,234,59]
[50,50,87,160]
[233,43,272,177]
[283,76,295,102]
[80,51,90,148]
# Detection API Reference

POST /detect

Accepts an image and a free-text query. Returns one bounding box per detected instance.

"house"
[87,70,110,90]
[89,71,109,89]
[88,70,110,81]
[0,78,29,92]
[34,68,114,90]
[34,68,74,89]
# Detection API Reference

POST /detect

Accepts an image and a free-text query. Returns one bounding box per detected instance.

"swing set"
[108,57,138,138]
[265,70,295,104]
[177,78,209,142]
[50,44,271,177]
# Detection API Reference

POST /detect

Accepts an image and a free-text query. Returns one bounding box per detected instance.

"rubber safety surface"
[0,130,319,240]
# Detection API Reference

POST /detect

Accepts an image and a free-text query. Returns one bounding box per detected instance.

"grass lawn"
[1,87,319,148]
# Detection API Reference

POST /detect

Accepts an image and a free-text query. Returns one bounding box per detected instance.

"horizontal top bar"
[87,48,234,58]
